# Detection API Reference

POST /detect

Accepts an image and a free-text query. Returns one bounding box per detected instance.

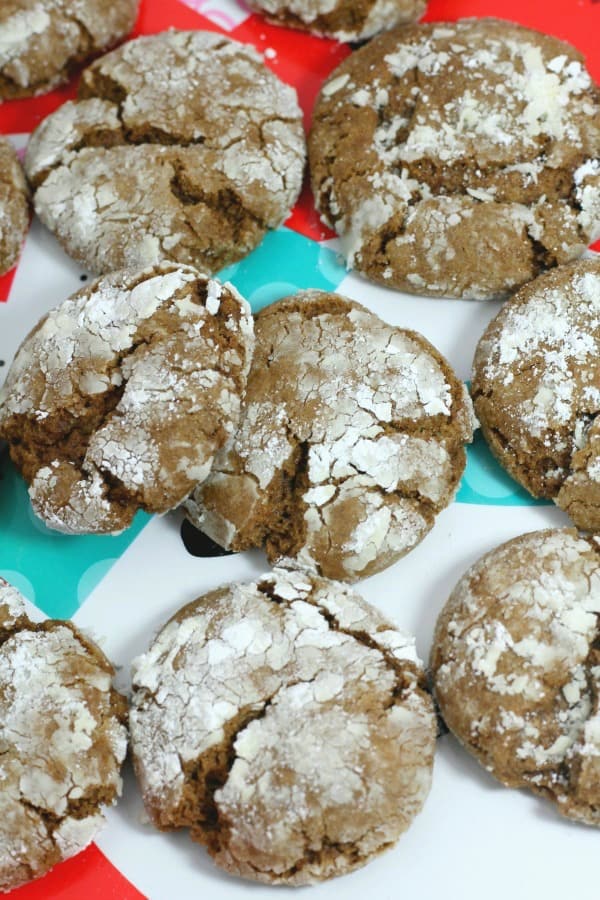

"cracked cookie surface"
[0,578,128,892]
[246,0,425,43]
[185,290,474,582]
[24,30,306,275]
[0,137,29,276]
[309,19,600,299]
[0,262,254,534]
[130,566,436,884]
[0,0,138,99]
[431,529,600,826]
[472,258,600,530]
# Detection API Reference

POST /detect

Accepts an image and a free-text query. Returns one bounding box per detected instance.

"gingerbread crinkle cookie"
[0,263,254,534]
[24,30,306,275]
[0,578,127,892]
[186,290,474,581]
[246,0,426,43]
[309,19,600,299]
[0,0,139,98]
[431,529,600,826]
[130,567,436,884]
[472,258,600,530]
[0,137,29,276]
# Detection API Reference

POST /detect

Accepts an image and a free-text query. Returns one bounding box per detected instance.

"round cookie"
[185,290,474,582]
[431,529,600,826]
[130,566,436,884]
[0,137,29,276]
[0,578,127,891]
[24,30,306,275]
[309,19,600,299]
[0,0,138,99]
[472,258,600,531]
[246,0,425,43]
[0,263,254,534]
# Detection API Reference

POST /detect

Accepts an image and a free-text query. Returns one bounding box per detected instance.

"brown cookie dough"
[0,137,29,277]
[0,0,138,99]
[0,263,254,534]
[309,19,600,299]
[130,567,436,884]
[185,290,473,582]
[431,529,600,826]
[0,578,128,892]
[246,0,425,43]
[24,30,306,275]
[472,258,600,531]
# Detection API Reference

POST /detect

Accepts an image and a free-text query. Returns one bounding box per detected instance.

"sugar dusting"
[130,567,434,882]
[187,291,473,580]
[434,529,600,824]
[0,580,127,891]
[25,30,305,274]
[311,20,600,298]
[0,263,254,534]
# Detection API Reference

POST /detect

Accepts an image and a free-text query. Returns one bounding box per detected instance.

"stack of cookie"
[0,1,599,894]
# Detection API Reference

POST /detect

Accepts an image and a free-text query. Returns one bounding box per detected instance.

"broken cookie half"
[0,262,254,534]
[129,567,436,884]
[185,289,474,582]
[0,577,128,892]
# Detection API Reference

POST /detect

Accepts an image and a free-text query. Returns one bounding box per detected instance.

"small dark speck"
[180,518,236,558]
[0,360,4,367]
[436,714,449,739]
[80,274,88,281]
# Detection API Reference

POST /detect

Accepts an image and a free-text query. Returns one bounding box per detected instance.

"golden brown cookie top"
[309,19,600,299]
[0,263,254,534]
[431,529,600,826]
[472,257,600,529]
[0,578,127,892]
[130,566,435,884]
[0,137,29,277]
[24,30,306,274]
[0,0,138,98]
[186,289,474,581]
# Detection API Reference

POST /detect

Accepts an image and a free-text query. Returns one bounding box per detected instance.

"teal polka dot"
[317,244,347,283]
[457,431,551,507]
[218,226,347,312]
[77,558,118,606]
[0,456,150,618]
[248,281,303,309]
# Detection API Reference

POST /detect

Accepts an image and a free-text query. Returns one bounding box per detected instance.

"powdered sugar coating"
[472,257,600,530]
[309,19,600,299]
[0,137,29,276]
[0,579,28,631]
[0,0,138,98]
[0,581,127,892]
[186,290,473,581]
[0,263,254,534]
[130,567,435,884]
[246,0,425,42]
[431,529,600,826]
[24,30,305,274]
